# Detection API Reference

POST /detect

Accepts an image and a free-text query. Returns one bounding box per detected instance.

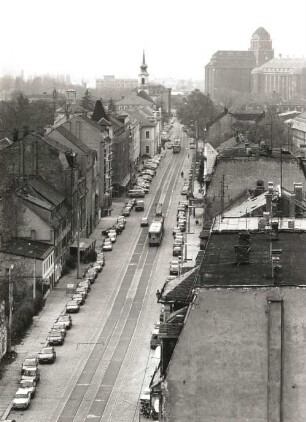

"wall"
[140,126,157,156]
[17,206,52,242]
[164,287,306,422]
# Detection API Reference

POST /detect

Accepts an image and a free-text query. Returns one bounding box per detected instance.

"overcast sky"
[1,0,305,85]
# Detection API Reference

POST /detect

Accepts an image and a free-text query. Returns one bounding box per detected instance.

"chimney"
[268,181,274,194]
[293,182,303,202]
[266,193,272,214]
[289,194,295,217]
[270,222,279,240]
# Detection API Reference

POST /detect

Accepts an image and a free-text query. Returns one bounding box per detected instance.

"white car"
[102,239,113,251]
[12,389,31,409]
[91,262,103,273]
[19,379,37,398]
[108,230,117,243]
[66,300,80,313]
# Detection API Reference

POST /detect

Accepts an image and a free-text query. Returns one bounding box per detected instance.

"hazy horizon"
[1,0,305,86]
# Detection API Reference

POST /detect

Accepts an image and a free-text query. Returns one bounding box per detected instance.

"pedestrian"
[181,171,184,178]
[195,218,199,225]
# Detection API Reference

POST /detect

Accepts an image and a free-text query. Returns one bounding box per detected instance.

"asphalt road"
[6,122,190,422]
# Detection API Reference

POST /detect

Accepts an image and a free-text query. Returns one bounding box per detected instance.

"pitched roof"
[128,109,156,127]
[92,100,108,122]
[137,90,155,103]
[0,137,13,150]
[114,92,153,106]
[27,177,65,206]
[55,125,93,154]
[1,238,54,260]
[160,266,200,303]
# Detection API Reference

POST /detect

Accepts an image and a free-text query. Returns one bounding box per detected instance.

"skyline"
[1,0,306,86]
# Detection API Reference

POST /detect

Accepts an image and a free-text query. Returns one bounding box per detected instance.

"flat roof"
[199,231,306,286]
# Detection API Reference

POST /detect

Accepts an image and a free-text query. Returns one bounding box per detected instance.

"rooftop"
[164,287,306,422]
[199,230,306,287]
[252,57,306,74]
[1,238,54,260]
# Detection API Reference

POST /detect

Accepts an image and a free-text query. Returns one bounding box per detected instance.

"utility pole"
[33,257,36,300]
[5,265,14,353]
[77,198,81,279]
[220,174,228,218]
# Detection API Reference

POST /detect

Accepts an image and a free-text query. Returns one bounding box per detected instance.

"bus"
[173,138,181,153]
[148,222,164,246]
[148,203,165,246]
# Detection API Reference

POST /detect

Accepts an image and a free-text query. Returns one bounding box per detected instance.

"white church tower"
[138,51,149,94]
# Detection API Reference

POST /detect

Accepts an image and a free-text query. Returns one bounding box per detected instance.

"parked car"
[75,286,88,298]
[140,217,149,227]
[169,260,181,276]
[77,280,91,292]
[122,207,131,217]
[56,314,72,329]
[47,330,64,346]
[12,389,31,409]
[173,245,182,257]
[52,321,67,337]
[135,200,145,211]
[71,293,85,306]
[117,216,126,226]
[85,267,98,279]
[37,346,56,364]
[21,357,38,374]
[66,300,80,313]
[101,226,114,236]
[181,186,189,195]
[102,238,113,251]
[91,262,103,272]
[108,230,117,243]
[150,327,161,349]
[21,367,40,383]
[19,379,37,398]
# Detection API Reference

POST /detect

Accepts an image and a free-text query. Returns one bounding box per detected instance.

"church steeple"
[138,50,149,94]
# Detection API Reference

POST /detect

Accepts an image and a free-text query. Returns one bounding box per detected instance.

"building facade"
[205,27,274,101]
[251,58,306,103]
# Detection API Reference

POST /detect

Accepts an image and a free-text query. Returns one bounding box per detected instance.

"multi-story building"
[291,111,306,155]
[96,75,138,92]
[205,27,274,101]
[251,57,306,103]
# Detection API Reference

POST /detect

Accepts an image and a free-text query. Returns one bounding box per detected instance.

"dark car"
[122,207,131,217]
[135,200,145,211]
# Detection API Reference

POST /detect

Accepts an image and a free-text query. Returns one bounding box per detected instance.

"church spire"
[141,50,148,72]
[138,50,149,94]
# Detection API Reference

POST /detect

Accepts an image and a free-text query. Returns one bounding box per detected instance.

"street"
[1,122,194,422]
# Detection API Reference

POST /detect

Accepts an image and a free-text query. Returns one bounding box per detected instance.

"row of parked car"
[11,248,108,411]
[101,216,127,251]
[132,155,162,195]
[11,312,73,410]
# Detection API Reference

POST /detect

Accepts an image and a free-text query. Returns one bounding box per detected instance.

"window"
[145,130,150,139]
[146,146,150,154]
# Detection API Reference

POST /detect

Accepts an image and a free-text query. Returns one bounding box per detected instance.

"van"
[128,189,145,198]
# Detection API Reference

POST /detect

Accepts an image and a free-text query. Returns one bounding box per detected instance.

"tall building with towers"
[205,27,274,101]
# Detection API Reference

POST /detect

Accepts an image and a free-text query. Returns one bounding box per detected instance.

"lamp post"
[5,264,14,353]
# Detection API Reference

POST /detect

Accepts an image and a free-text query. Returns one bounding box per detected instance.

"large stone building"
[251,57,306,103]
[205,27,274,101]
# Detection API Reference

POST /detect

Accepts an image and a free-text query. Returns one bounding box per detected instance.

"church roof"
[114,92,153,106]
[137,90,155,103]
[92,100,108,122]
[252,27,271,40]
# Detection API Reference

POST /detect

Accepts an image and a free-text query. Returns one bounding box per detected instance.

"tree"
[176,90,217,139]
[80,89,95,112]
[108,98,116,113]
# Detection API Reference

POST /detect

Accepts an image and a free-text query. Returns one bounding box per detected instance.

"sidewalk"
[0,198,126,420]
